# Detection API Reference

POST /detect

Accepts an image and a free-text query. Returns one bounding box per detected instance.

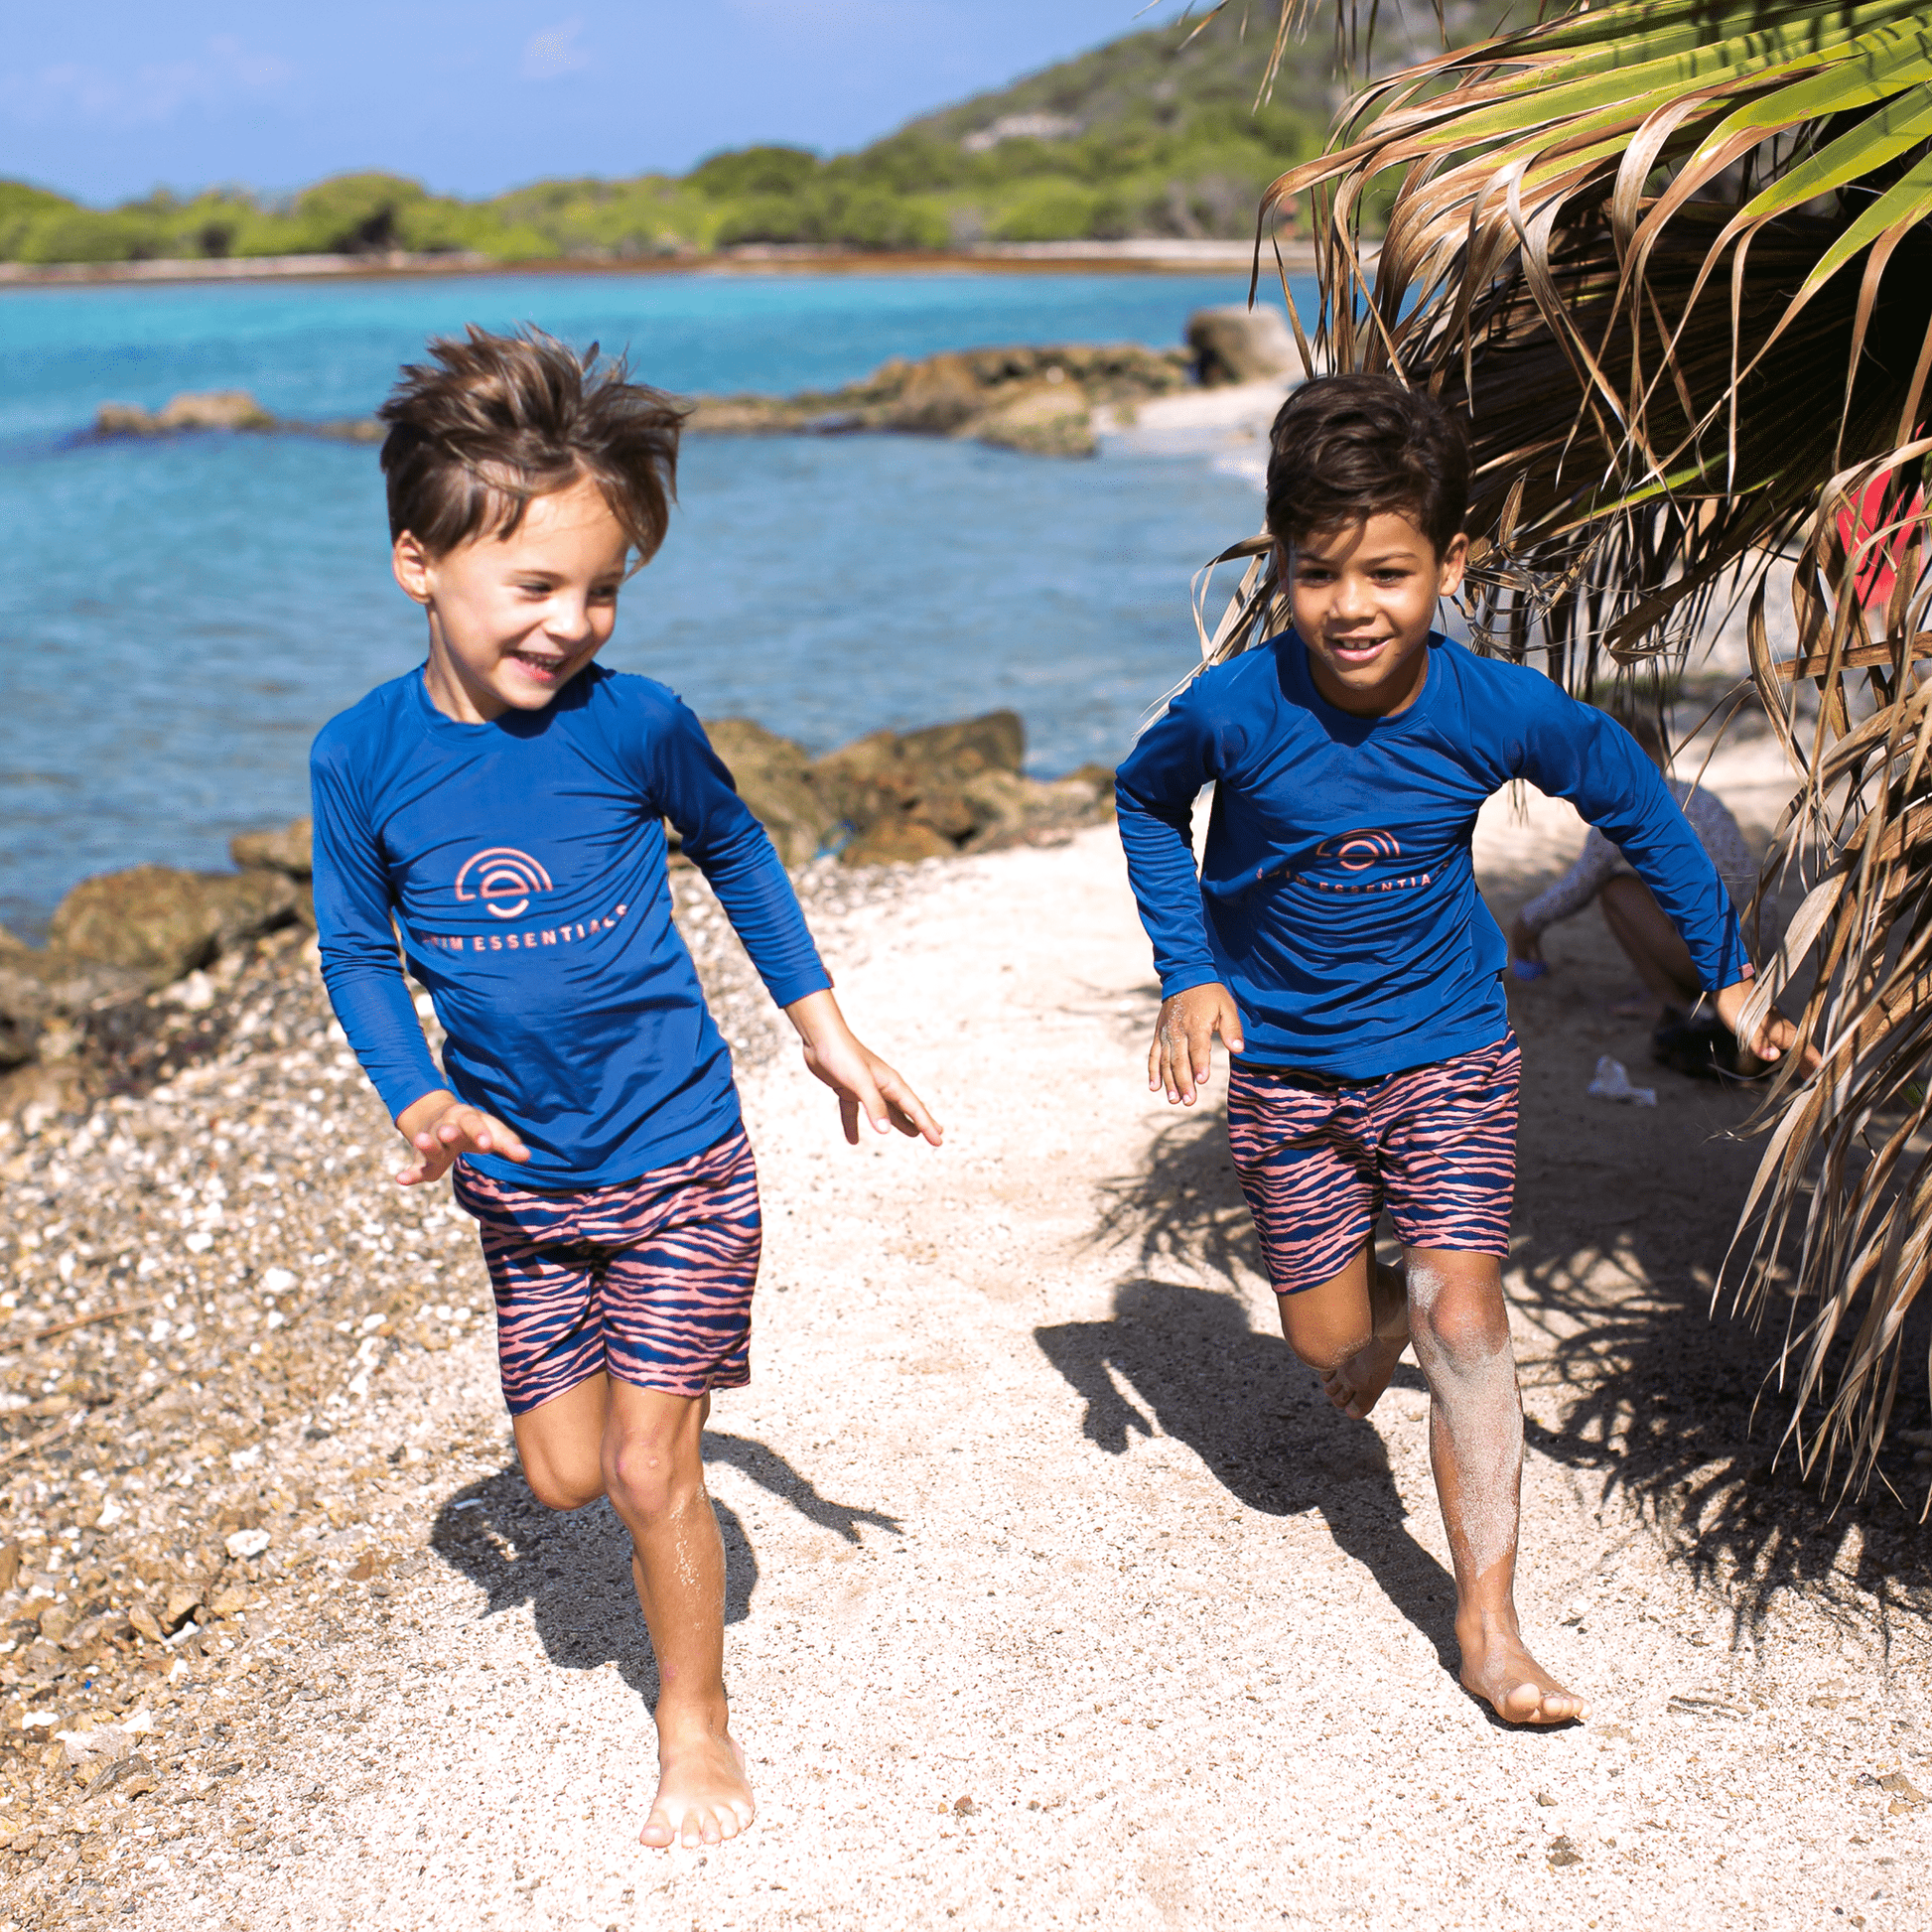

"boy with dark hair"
[1116,373,1798,1725]
[312,325,940,1845]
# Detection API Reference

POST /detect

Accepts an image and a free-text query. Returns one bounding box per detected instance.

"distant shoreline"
[0,237,1315,291]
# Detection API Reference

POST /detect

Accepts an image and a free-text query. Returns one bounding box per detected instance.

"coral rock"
[48,865,299,988]
[229,818,313,880]
[1186,305,1298,387]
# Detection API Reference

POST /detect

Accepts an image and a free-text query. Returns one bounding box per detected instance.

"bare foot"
[1458,1618,1587,1726]
[640,1725,756,1849]
[1319,1262,1411,1419]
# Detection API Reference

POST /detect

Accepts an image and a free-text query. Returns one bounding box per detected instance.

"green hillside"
[0,12,1339,266]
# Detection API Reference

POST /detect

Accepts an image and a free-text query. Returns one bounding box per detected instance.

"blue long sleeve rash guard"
[311,663,830,1188]
[1115,631,1748,1079]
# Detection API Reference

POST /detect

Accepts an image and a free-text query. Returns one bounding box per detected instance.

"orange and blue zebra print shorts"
[451,1124,760,1414]
[1226,1034,1521,1294]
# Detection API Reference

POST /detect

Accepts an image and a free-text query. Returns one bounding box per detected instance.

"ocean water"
[0,270,1289,933]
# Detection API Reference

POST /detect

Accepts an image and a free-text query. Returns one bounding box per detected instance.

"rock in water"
[229,818,313,879]
[94,391,277,434]
[93,394,378,441]
[883,352,990,435]
[48,865,300,987]
[157,390,278,430]
[977,379,1095,457]
[1186,306,1299,387]
[685,342,1188,457]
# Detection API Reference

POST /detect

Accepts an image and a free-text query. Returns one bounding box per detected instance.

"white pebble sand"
[9,756,1930,1931]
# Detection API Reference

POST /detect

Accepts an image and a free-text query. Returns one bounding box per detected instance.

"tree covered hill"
[0,12,1338,266]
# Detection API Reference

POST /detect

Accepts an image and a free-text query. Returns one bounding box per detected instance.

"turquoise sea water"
[0,270,1282,934]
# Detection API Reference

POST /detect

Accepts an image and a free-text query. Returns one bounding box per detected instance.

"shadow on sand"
[1036,1274,1459,1670]
[1048,1102,1932,1645]
[427,1431,902,1707]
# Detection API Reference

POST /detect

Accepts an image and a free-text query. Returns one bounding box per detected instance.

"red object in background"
[1837,462,1928,610]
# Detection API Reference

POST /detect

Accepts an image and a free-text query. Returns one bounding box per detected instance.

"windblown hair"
[1264,374,1469,558]
[377,325,687,563]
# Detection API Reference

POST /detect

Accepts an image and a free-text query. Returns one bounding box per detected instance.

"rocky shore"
[90,306,1300,461]
[0,843,920,1907]
[4,798,1928,1930]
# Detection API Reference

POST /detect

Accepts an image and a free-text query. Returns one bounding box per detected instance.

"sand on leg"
[1403,1248,1585,1725]
[601,1383,756,1849]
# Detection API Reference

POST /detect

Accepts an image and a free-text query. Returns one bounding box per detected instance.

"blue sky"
[1,2,1202,206]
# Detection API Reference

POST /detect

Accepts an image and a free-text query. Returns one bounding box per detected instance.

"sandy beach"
[4,761,1931,1931]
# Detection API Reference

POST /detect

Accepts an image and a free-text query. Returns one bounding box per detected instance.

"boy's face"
[394,475,630,724]
[1282,510,1467,719]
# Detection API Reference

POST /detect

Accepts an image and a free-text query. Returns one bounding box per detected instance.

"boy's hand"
[785,990,943,1148]
[1508,915,1545,967]
[1150,983,1245,1105]
[1713,980,1817,1072]
[393,1088,532,1186]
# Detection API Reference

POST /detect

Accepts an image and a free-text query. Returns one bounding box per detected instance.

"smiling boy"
[1115,374,1797,1725]
[311,326,939,1845]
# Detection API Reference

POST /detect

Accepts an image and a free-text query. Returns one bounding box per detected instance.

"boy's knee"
[1287,1332,1350,1374]
[604,1429,704,1524]
[524,1467,605,1513]
[1278,1303,1370,1373]
[1410,1285,1508,1371]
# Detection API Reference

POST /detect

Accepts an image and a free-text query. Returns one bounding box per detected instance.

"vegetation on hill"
[0,13,1335,266]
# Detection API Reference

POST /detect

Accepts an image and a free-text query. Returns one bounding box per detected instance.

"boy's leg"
[591,1124,761,1849]
[1402,1246,1585,1725]
[510,1373,614,1508]
[1273,1247,1412,1419]
[1229,1063,1410,1414]
[601,1383,755,1850]
[1598,875,1702,1008]
[457,1150,757,1841]
[452,1165,615,1508]
[1372,1036,1582,1724]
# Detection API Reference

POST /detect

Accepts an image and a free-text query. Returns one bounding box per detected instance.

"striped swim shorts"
[1226,1034,1521,1295]
[451,1124,761,1414]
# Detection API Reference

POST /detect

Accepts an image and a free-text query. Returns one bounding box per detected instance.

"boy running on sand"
[311,326,940,1845]
[1115,375,1797,1725]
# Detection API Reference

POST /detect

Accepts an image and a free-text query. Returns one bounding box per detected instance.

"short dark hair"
[1264,374,1469,557]
[378,325,687,562]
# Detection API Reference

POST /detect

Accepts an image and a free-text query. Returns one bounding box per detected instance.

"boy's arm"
[1513,701,1800,1062]
[311,751,530,1184]
[647,702,832,1009]
[1116,691,1246,1104]
[649,702,941,1146]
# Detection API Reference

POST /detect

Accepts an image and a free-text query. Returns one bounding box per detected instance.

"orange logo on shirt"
[1239,828,1433,896]
[455,847,554,919]
[1317,831,1402,871]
